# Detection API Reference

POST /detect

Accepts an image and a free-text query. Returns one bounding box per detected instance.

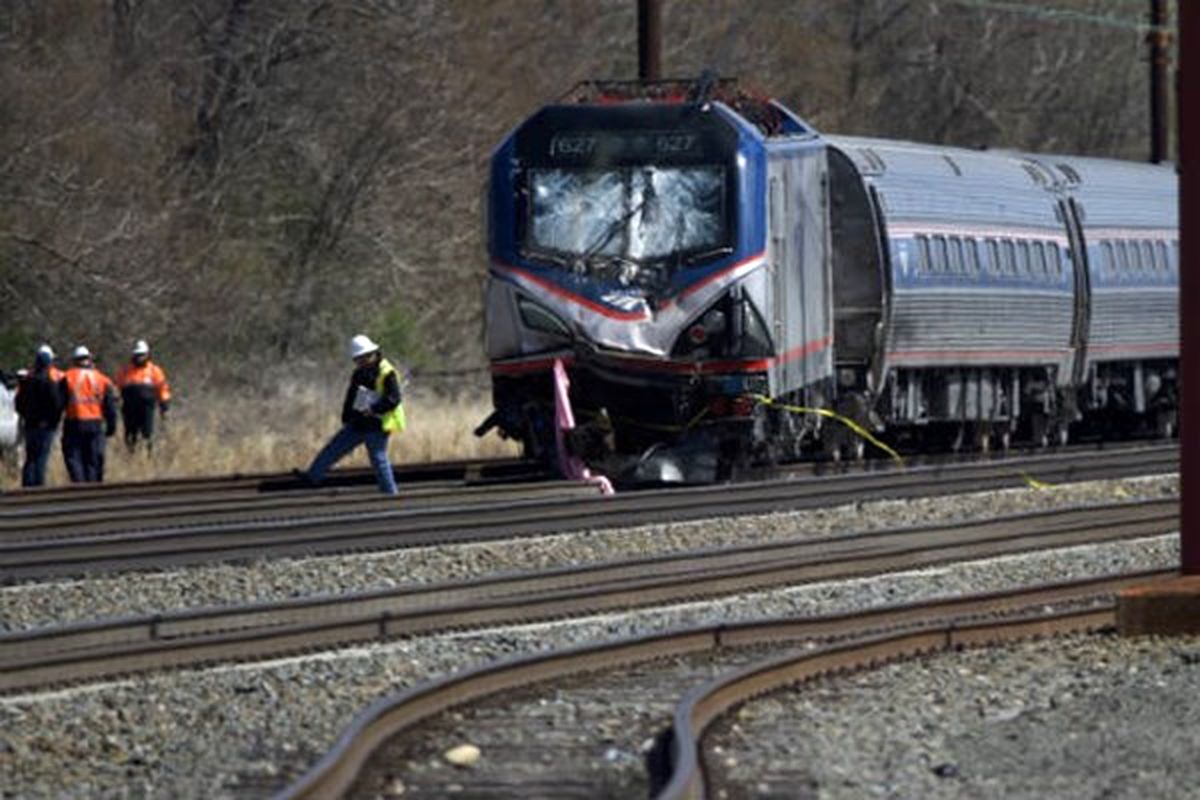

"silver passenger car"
[824,135,1176,446]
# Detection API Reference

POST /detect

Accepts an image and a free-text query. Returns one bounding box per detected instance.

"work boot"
[291,468,316,487]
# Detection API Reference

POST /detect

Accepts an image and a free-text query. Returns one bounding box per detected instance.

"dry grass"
[0,381,520,490]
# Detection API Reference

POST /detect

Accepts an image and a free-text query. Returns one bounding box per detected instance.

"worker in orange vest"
[60,345,117,482]
[115,339,171,453]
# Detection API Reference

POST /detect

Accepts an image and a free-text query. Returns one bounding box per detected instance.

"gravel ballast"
[0,475,1178,632]
[712,632,1200,800]
[0,475,1188,798]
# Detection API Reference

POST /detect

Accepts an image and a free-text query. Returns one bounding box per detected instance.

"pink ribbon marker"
[553,359,615,495]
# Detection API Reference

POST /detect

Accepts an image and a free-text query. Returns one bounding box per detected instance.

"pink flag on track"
[553,359,615,495]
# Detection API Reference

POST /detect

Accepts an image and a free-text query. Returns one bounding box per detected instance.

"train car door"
[1061,196,1091,387]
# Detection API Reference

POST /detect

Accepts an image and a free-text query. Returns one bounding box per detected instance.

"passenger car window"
[1115,241,1129,276]
[948,238,963,273]
[1048,244,1061,278]
[931,236,948,273]
[1015,242,1029,276]
[966,239,980,274]
[1000,240,1016,275]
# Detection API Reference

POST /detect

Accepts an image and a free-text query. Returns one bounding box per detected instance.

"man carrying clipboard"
[296,334,405,494]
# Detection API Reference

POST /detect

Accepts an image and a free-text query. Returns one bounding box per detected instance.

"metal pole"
[1149,0,1171,163]
[638,0,662,82]
[1182,0,1199,575]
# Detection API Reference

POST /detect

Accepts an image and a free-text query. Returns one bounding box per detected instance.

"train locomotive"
[480,78,1179,483]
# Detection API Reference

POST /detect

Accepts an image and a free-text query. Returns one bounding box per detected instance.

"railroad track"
[0,497,1176,694]
[0,478,598,541]
[0,456,547,507]
[275,571,1166,799]
[0,444,1178,582]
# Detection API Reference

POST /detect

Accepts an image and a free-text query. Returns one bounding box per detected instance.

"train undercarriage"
[481,355,1178,486]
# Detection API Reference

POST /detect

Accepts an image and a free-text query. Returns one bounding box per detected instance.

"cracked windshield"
[529,166,725,264]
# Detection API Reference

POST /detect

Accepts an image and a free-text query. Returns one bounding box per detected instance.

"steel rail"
[771,439,1174,479]
[0,444,1178,582]
[0,499,1176,692]
[0,456,545,506]
[0,480,597,540]
[274,573,1159,800]
[657,606,1117,799]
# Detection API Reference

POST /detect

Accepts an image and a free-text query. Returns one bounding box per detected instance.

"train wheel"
[1054,424,1069,448]
[779,409,805,461]
[1154,410,1177,439]
[973,423,991,454]
[1031,415,1049,449]
[998,429,1012,454]
[1030,414,1066,449]
[950,424,966,454]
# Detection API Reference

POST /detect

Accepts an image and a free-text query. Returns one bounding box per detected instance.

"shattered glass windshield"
[528,166,727,263]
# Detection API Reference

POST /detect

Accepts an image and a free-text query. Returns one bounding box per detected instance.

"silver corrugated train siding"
[1086,287,1179,363]
[885,290,1075,377]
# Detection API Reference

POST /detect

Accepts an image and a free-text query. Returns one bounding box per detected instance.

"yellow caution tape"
[753,395,1067,488]
[1019,471,1056,491]
[753,394,905,467]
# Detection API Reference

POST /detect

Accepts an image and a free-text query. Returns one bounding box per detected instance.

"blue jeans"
[62,422,106,483]
[22,427,56,487]
[306,425,397,495]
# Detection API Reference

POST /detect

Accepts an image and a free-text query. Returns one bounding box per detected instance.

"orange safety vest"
[116,361,171,403]
[63,367,115,422]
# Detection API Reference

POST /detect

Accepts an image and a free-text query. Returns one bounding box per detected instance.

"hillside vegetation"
[0,1,1169,484]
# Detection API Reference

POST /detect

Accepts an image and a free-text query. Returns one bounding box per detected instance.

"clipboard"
[353,385,379,414]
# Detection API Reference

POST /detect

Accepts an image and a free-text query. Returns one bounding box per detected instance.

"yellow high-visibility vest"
[376,359,406,434]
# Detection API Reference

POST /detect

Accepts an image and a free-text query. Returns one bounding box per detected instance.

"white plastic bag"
[353,385,379,414]
[0,382,17,450]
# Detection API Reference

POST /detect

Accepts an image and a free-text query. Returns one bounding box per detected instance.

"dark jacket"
[340,360,402,432]
[15,368,65,430]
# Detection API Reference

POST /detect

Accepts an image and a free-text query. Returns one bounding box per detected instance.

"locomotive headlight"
[687,308,726,346]
[702,308,726,334]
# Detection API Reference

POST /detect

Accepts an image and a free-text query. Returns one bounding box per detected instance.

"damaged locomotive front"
[479,79,829,484]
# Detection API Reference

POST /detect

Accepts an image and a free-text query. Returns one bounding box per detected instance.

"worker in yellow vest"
[295,334,405,494]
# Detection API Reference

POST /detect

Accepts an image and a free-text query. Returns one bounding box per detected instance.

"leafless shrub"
[0,0,1165,391]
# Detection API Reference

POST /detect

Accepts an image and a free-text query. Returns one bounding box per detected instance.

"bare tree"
[0,0,1166,382]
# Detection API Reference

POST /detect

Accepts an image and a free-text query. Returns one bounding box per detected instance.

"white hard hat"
[36,343,54,360]
[133,339,150,355]
[72,345,91,360]
[348,334,380,359]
